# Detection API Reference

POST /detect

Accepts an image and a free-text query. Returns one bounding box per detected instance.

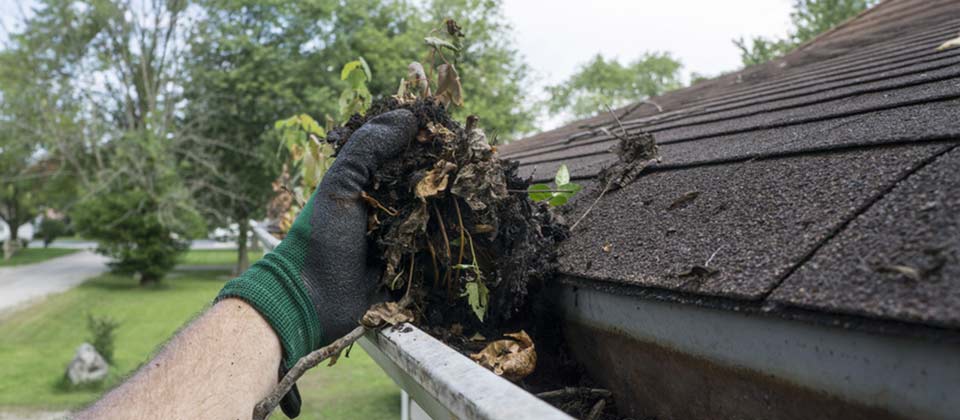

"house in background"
[500,0,960,418]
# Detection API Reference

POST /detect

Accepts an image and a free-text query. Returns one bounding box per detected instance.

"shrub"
[37,218,68,247]
[72,190,202,285]
[87,314,120,365]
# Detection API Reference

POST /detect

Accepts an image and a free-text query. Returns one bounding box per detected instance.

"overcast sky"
[1,0,795,130]
[503,0,794,129]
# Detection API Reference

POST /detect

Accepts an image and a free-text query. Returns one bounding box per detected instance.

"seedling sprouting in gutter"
[527,164,584,206]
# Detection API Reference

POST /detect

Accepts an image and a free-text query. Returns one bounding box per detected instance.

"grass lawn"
[177,248,261,266]
[0,248,78,267]
[0,263,399,418]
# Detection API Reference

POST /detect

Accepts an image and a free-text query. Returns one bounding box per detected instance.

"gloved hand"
[217,109,417,417]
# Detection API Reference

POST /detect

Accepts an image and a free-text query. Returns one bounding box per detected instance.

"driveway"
[0,251,110,313]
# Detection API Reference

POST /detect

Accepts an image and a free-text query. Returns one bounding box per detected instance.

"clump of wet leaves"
[319,18,569,389]
[329,98,567,338]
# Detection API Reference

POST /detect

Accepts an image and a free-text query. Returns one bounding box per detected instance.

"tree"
[544,53,683,120]
[735,0,878,66]
[6,0,205,284]
[0,45,68,259]
[184,0,309,274]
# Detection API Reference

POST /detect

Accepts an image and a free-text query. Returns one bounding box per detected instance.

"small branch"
[570,180,613,231]
[705,245,724,268]
[252,326,367,420]
[536,387,612,400]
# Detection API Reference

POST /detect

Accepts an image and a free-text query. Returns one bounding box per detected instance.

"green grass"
[0,248,79,267]
[177,249,262,266]
[0,268,399,418]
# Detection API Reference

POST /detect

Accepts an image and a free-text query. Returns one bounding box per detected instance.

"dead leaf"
[470,330,537,381]
[936,34,960,51]
[427,121,456,143]
[436,63,464,108]
[601,243,613,253]
[450,323,464,336]
[381,204,429,285]
[361,302,415,328]
[469,332,486,342]
[669,191,700,210]
[407,62,430,96]
[416,161,457,200]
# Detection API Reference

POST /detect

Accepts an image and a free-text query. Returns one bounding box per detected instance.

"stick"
[536,387,612,400]
[252,326,367,420]
[570,179,613,231]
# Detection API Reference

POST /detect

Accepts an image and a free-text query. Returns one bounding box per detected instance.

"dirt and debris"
[331,98,618,417]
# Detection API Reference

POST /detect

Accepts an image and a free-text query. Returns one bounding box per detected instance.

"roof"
[500,0,960,332]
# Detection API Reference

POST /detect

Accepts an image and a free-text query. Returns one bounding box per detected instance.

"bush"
[72,190,202,285]
[37,218,68,247]
[87,314,120,365]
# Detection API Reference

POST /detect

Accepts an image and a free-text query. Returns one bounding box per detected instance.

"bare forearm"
[77,299,282,420]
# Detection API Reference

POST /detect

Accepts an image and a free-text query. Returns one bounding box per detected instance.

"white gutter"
[251,223,572,420]
[558,282,960,420]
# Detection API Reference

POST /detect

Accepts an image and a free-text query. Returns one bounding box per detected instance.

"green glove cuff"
[217,202,323,369]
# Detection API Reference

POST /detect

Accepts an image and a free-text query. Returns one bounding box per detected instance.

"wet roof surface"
[500,0,960,331]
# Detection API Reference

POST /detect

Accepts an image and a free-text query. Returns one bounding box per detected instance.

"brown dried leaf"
[361,302,415,328]
[407,62,430,96]
[382,204,430,285]
[436,63,464,108]
[427,121,456,143]
[470,330,537,381]
[416,161,457,200]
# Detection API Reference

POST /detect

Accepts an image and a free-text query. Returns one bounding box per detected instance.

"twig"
[361,191,399,216]
[252,326,367,420]
[536,387,612,400]
[585,398,607,420]
[705,245,724,268]
[570,179,614,231]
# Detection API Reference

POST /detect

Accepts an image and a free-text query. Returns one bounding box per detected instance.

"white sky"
[503,0,795,129]
[1,0,796,130]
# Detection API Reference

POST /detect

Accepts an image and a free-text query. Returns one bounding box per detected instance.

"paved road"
[27,238,238,250]
[0,251,110,313]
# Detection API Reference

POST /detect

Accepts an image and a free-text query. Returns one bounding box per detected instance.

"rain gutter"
[251,223,571,420]
[556,279,960,420]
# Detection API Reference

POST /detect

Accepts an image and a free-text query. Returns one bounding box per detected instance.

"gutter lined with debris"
[556,279,960,420]
[252,224,571,420]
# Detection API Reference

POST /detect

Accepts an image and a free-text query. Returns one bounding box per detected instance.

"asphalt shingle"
[501,0,960,330]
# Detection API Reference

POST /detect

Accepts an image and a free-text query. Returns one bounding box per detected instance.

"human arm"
[76,109,418,419]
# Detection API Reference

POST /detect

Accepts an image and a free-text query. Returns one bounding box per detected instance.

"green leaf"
[358,56,372,80]
[555,164,571,186]
[527,184,553,202]
[340,60,363,81]
[462,281,489,322]
[558,182,582,194]
[424,36,460,52]
[345,68,367,90]
[548,195,569,207]
[454,263,477,270]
